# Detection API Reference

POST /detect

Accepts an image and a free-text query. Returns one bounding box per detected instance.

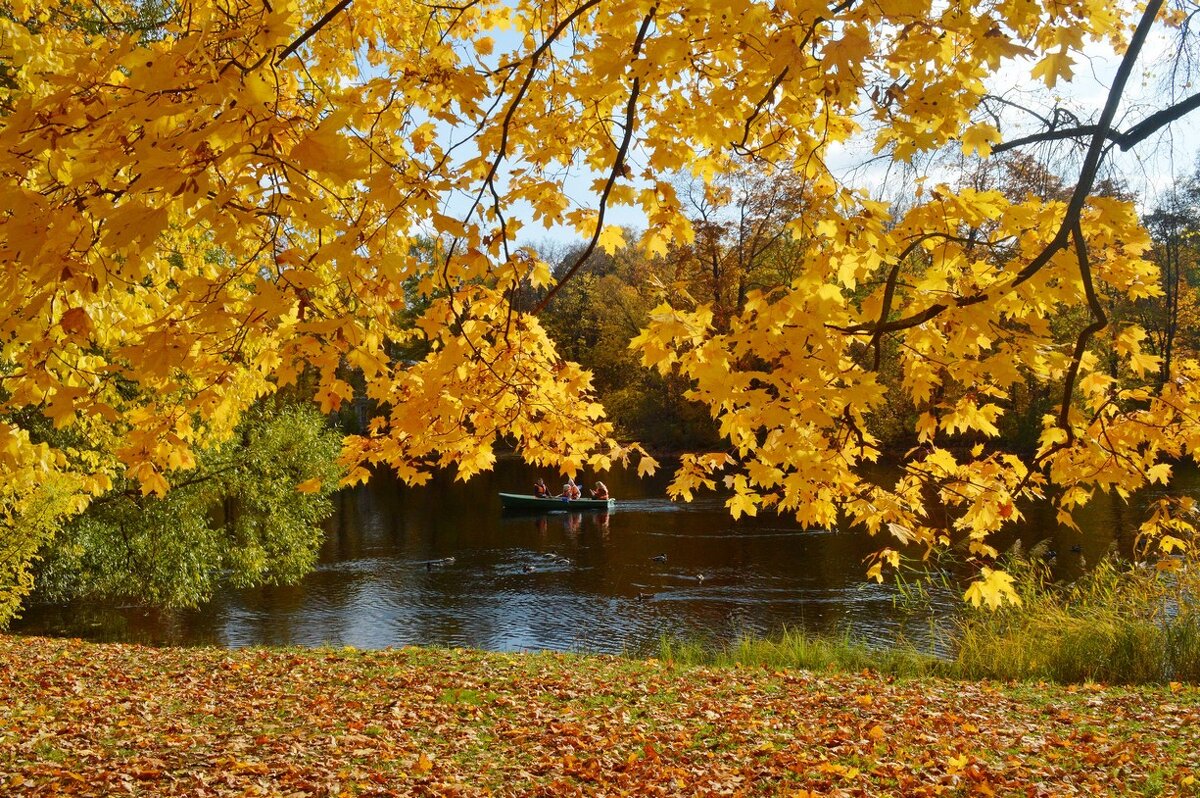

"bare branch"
[993,90,1200,155]
[1118,90,1200,149]
[991,124,1111,154]
[980,94,1054,129]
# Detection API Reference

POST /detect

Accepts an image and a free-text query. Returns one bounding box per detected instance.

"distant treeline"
[523,157,1200,455]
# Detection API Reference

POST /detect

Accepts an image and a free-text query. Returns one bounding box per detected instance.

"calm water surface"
[14,457,1159,654]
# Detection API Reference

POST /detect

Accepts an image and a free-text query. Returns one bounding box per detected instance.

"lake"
[12,456,1149,654]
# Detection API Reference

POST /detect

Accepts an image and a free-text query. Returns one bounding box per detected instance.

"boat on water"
[499,492,614,512]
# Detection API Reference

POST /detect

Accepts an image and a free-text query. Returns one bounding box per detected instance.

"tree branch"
[836,0,1165,339]
[981,94,1054,129]
[452,0,605,253]
[1057,220,1108,439]
[737,67,788,151]
[532,6,657,315]
[1118,90,1200,149]
[992,90,1200,155]
[867,232,985,368]
[991,124,1111,154]
[275,0,352,64]
[734,0,859,154]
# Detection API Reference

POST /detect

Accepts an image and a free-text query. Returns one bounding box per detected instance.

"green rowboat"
[499,492,614,511]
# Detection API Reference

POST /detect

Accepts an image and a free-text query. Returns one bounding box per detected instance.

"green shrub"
[33,401,343,609]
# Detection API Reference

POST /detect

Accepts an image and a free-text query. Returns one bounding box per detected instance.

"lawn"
[1,635,1197,796]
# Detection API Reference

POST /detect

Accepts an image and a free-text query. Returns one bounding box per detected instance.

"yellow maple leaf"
[1128,351,1161,378]
[1031,48,1075,87]
[1146,463,1172,485]
[964,567,1022,610]
[727,492,758,520]
[961,123,1001,156]
[597,224,626,255]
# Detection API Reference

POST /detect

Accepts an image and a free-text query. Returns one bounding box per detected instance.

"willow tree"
[2,0,1198,618]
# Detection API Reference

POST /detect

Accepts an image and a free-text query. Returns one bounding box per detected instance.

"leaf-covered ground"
[2,636,1197,796]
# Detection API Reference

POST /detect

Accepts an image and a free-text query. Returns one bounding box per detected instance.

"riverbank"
[2,636,1198,796]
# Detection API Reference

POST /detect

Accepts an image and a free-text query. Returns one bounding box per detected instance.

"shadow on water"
[14,456,1185,654]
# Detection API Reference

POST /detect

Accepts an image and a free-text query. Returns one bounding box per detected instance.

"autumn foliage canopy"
[2,0,1199,616]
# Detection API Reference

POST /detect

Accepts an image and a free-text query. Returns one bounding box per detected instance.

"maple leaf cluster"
[1,0,1198,616]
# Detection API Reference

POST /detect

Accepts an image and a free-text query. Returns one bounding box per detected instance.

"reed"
[951,550,1200,684]
[659,628,945,678]
[659,551,1200,685]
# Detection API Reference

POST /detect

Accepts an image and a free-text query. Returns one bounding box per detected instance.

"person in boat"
[590,481,609,500]
[560,477,581,500]
[532,478,549,498]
